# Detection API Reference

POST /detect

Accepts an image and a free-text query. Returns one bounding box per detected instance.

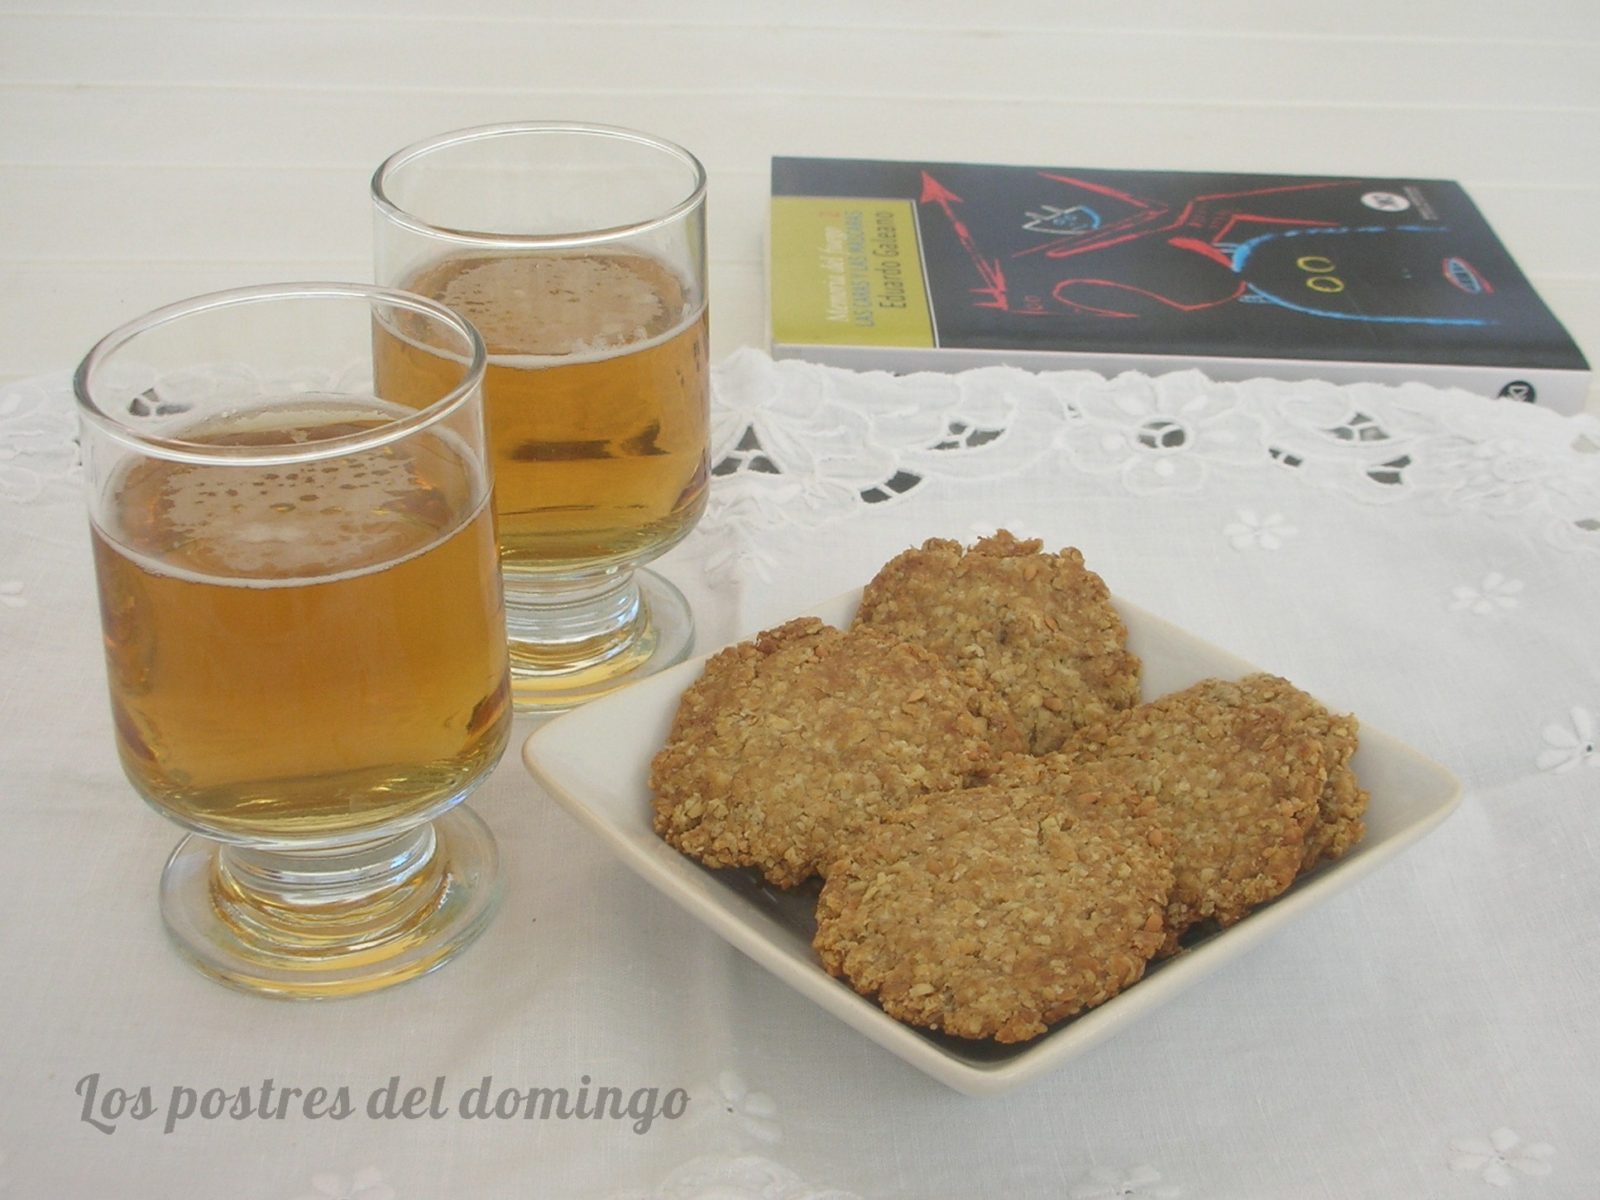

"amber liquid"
[92,400,510,843]
[375,249,710,577]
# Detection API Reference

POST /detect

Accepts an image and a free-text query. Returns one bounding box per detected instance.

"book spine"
[770,342,1592,415]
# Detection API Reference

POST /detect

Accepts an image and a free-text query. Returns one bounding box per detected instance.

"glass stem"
[210,827,443,949]
[502,566,647,671]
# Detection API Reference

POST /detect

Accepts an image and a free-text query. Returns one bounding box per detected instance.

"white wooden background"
[2,0,1597,412]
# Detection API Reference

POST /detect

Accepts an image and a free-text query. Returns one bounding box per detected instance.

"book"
[769,156,1591,412]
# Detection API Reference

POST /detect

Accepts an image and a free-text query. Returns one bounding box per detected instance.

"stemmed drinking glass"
[75,283,510,997]
[372,122,710,711]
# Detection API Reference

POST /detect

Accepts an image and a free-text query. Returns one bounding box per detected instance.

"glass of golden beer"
[372,123,709,711]
[75,283,510,998]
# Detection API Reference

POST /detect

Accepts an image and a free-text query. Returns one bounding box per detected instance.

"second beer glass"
[372,123,710,711]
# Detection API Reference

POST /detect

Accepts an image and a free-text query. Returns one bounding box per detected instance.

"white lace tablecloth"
[3,351,1599,1198]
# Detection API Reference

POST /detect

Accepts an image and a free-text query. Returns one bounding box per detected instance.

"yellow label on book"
[770,197,934,347]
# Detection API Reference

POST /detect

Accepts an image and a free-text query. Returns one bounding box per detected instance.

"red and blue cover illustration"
[770,156,1588,399]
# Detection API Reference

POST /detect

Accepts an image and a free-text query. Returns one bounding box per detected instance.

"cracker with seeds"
[852,531,1140,754]
[814,779,1172,1043]
[1004,678,1327,954]
[650,617,1024,888]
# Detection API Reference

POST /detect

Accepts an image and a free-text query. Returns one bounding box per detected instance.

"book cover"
[770,156,1591,411]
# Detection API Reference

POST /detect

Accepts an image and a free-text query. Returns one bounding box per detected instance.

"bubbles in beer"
[112,399,465,581]
[418,251,686,357]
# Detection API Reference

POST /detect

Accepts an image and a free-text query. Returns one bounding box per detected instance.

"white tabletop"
[3,5,1600,1198]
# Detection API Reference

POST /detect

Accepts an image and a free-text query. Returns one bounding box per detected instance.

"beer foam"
[421,251,687,358]
[108,401,483,584]
[158,453,437,576]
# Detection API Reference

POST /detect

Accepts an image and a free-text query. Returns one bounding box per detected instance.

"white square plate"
[521,591,1461,1096]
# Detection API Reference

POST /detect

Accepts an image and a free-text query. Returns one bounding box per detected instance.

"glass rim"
[370,121,708,249]
[73,281,488,467]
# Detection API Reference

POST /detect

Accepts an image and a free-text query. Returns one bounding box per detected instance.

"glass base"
[159,806,500,999]
[507,567,694,713]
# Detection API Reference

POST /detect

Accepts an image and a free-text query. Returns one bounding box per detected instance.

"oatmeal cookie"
[851,531,1141,754]
[814,780,1172,1043]
[1214,674,1368,870]
[650,617,1024,888]
[1004,678,1327,953]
